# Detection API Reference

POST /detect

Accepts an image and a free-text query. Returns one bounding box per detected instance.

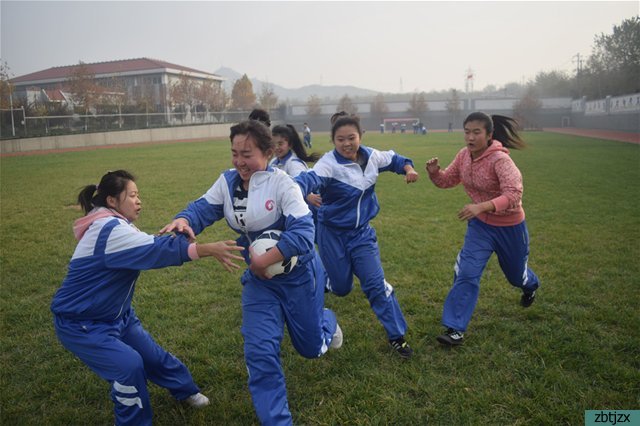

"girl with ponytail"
[426,112,540,346]
[52,170,243,425]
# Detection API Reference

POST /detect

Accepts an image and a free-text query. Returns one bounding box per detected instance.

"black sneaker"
[520,290,536,308]
[389,336,413,359]
[436,328,464,346]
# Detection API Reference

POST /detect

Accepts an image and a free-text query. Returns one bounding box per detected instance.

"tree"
[336,94,358,114]
[0,60,14,110]
[305,95,322,117]
[533,70,572,97]
[445,89,461,126]
[197,80,228,112]
[407,92,428,120]
[258,83,278,111]
[584,16,640,98]
[170,73,196,112]
[513,86,542,130]
[66,61,104,114]
[370,93,389,121]
[230,74,256,110]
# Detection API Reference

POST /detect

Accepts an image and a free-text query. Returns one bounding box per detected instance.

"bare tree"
[513,86,543,130]
[445,89,461,127]
[370,93,389,121]
[407,92,428,121]
[336,94,358,114]
[258,83,278,111]
[305,95,322,117]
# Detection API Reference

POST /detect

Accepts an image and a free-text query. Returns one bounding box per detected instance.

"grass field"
[1,131,639,425]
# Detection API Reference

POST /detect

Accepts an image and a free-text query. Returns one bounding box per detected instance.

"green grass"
[1,131,639,425]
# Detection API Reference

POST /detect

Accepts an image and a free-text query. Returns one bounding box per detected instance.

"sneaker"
[330,323,343,349]
[389,336,413,359]
[185,393,210,408]
[520,290,536,308]
[436,328,464,346]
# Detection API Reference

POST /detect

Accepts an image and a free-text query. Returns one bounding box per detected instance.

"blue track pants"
[317,222,408,340]
[442,219,540,332]
[241,253,337,426]
[54,308,199,426]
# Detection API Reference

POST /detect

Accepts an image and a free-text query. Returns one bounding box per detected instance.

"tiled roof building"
[10,58,224,113]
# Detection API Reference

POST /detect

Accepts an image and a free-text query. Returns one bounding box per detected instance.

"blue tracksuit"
[175,167,337,426]
[443,218,540,332]
[51,210,200,426]
[296,145,412,340]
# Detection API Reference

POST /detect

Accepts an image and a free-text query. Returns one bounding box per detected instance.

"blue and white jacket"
[174,167,315,277]
[270,151,309,177]
[51,208,193,321]
[295,145,413,230]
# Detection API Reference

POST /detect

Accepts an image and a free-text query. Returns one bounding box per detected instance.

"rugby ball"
[250,229,298,276]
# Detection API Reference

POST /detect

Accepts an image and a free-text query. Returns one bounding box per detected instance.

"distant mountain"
[214,67,379,103]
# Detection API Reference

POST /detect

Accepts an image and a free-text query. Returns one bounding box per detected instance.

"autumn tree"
[336,94,358,114]
[231,74,256,110]
[305,95,322,117]
[0,60,14,110]
[197,80,228,112]
[513,86,542,130]
[370,93,389,121]
[170,73,196,113]
[258,83,278,111]
[67,61,104,114]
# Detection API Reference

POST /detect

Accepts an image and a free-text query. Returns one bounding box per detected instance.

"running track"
[544,128,639,144]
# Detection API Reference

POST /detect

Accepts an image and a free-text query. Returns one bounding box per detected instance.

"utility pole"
[572,53,584,96]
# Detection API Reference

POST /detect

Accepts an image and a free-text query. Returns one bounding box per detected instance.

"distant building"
[10,57,224,114]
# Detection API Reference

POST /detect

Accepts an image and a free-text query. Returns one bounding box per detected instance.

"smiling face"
[273,134,291,160]
[232,133,271,185]
[107,180,141,222]
[332,124,361,161]
[464,120,493,159]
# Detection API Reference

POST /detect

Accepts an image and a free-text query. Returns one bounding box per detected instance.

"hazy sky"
[1,1,637,93]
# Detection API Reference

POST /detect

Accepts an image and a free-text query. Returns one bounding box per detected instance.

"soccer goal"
[382,117,419,133]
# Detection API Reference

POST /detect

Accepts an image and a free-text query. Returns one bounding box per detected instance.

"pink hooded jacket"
[428,141,525,227]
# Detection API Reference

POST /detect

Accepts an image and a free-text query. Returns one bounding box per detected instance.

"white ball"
[250,229,298,277]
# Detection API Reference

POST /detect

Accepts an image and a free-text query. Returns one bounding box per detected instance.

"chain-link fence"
[0,110,253,139]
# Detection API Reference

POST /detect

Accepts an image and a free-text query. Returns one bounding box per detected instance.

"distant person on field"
[303,122,312,148]
[426,112,540,347]
[380,122,385,133]
[448,122,453,132]
[160,120,342,425]
[248,108,271,127]
[51,170,244,426]
[296,114,419,359]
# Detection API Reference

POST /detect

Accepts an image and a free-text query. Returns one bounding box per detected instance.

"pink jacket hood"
[73,207,127,241]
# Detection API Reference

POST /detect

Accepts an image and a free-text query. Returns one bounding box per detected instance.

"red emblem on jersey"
[265,200,274,211]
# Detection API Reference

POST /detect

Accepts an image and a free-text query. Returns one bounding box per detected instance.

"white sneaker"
[330,323,343,349]
[185,392,210,408]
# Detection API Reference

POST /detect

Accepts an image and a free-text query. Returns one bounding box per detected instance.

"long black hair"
[464,112,526,150]
[77,170,136,215]
[272,124,320,162]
